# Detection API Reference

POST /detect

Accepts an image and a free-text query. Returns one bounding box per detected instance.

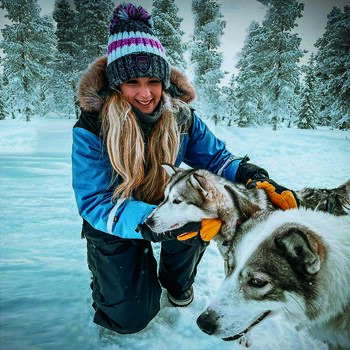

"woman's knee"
[93,295,161,334]
[85,231,162,334]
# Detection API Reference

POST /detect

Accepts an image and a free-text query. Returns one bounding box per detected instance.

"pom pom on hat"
[108,3,153,34]
[106,2,170,89]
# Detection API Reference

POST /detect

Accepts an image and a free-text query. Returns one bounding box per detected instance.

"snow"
[1,118,349,350]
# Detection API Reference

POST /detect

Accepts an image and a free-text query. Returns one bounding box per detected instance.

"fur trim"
[78,57,109,112]
[168,66,196,104]
[78,56,196,112]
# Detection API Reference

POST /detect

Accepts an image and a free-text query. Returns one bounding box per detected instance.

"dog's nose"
[196,310,218,335]
[144,217,154,227]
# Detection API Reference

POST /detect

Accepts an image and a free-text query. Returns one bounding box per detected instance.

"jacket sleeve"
[183,112,242,182]
[72,127,156,239]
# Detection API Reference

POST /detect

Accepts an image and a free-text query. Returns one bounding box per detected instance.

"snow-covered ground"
[0,118,349,350]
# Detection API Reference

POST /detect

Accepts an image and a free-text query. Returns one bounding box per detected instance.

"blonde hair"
[101,90,180,204]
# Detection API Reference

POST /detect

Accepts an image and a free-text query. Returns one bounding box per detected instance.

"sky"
[1,0,349,78]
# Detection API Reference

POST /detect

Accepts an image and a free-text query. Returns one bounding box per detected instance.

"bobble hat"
[106,2,170,89]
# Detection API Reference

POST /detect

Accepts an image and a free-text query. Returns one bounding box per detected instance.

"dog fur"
[196,209,350,350]
[146,165,270,257]
[145,165,350,348]
[145,165,349,259]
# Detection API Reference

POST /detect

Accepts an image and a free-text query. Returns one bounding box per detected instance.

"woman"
[72,3,298,335]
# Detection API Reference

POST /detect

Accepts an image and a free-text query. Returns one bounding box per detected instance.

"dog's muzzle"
[222,311,271,342]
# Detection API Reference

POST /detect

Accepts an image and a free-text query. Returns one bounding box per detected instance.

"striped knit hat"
[106,3,170,89]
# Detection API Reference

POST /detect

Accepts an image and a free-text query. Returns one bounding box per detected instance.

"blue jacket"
[72,57,242,239]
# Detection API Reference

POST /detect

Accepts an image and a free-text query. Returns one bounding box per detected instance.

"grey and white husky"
[145,165,350,348]
[196,209,350,350]
[145,164,349,258]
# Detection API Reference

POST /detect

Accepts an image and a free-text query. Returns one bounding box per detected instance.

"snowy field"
[0,118,349,350]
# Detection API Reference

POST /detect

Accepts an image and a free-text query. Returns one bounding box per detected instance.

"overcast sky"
[1,0,349,78]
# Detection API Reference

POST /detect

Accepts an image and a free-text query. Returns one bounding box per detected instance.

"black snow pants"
[82,220,206,334]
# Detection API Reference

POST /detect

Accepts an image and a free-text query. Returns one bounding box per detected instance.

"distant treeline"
[0,0,349,129]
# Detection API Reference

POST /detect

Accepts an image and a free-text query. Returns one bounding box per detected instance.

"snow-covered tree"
[0,71,16,119]
[297,54,318,129]
[54,0,79,71]
[74,0,114,73]
[221,74,237,126]
[257,0,304,130]
[234,21,265,127]
[190,0,226,119]
[53,0,80,118]
[0,100,5,120]
[314,6,350,129]
[35,15,57,118]
[0,0,57,121]
[0,75,6,120]
[152,0,187,70]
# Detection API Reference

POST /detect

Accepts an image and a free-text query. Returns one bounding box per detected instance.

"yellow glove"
[247,178,299,210]
[177,218,222,242]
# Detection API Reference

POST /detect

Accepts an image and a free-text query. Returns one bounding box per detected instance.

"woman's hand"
[137,218,222,247]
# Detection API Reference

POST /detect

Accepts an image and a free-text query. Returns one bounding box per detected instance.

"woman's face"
[120,77,162,114]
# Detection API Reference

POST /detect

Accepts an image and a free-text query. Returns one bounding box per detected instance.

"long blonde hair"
[101,90,180,204]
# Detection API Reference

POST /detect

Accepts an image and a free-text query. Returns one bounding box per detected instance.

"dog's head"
[145,164,225,233]
[197,210,328,341]
[145,164,261,239]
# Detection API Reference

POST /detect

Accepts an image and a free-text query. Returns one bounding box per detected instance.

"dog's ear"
[162,163,182,177]
[275,226,323,275]
[189,173,212,200]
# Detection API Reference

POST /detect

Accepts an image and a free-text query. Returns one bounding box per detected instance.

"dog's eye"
[248,278,268,288]
[173,199,182,204]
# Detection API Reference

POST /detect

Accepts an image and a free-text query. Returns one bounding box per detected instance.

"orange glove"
[177,218,222,242]
[247,179,299,210]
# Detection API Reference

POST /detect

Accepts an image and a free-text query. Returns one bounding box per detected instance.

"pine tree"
[0,70,15,119]
[0,74,6,120]
[0,99,5,120]
[53,0,80,73]
[289,74,302,127]
[190,0,226,119]
[234,21,265,127]
[152,0,187,70]
[314,6,350,129]
[74,0,114,73]
[297,54,318,129]
[35,15,58,118]
[257,0,304,130]
[53,0,80,118]
[221,74,237,126]
[0,0,57,121]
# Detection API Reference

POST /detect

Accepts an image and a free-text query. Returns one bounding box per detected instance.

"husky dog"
[146,165,350,349]
[145,165,350,348]
[196,209,350,350]
[145,164,349,258]
[146,165,262,257]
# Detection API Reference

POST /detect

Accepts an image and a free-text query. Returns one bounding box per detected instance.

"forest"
[0,0,349,129]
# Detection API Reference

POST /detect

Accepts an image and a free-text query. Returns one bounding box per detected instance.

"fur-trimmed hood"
[78,56,196,113]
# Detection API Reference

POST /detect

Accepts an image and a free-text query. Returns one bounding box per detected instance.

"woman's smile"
[120,78,162,114]
[136,99,152,106]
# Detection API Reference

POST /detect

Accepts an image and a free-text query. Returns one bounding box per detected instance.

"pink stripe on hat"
[108,36,164,54]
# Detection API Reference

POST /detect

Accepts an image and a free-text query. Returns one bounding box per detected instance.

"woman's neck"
[132,102,163,137]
